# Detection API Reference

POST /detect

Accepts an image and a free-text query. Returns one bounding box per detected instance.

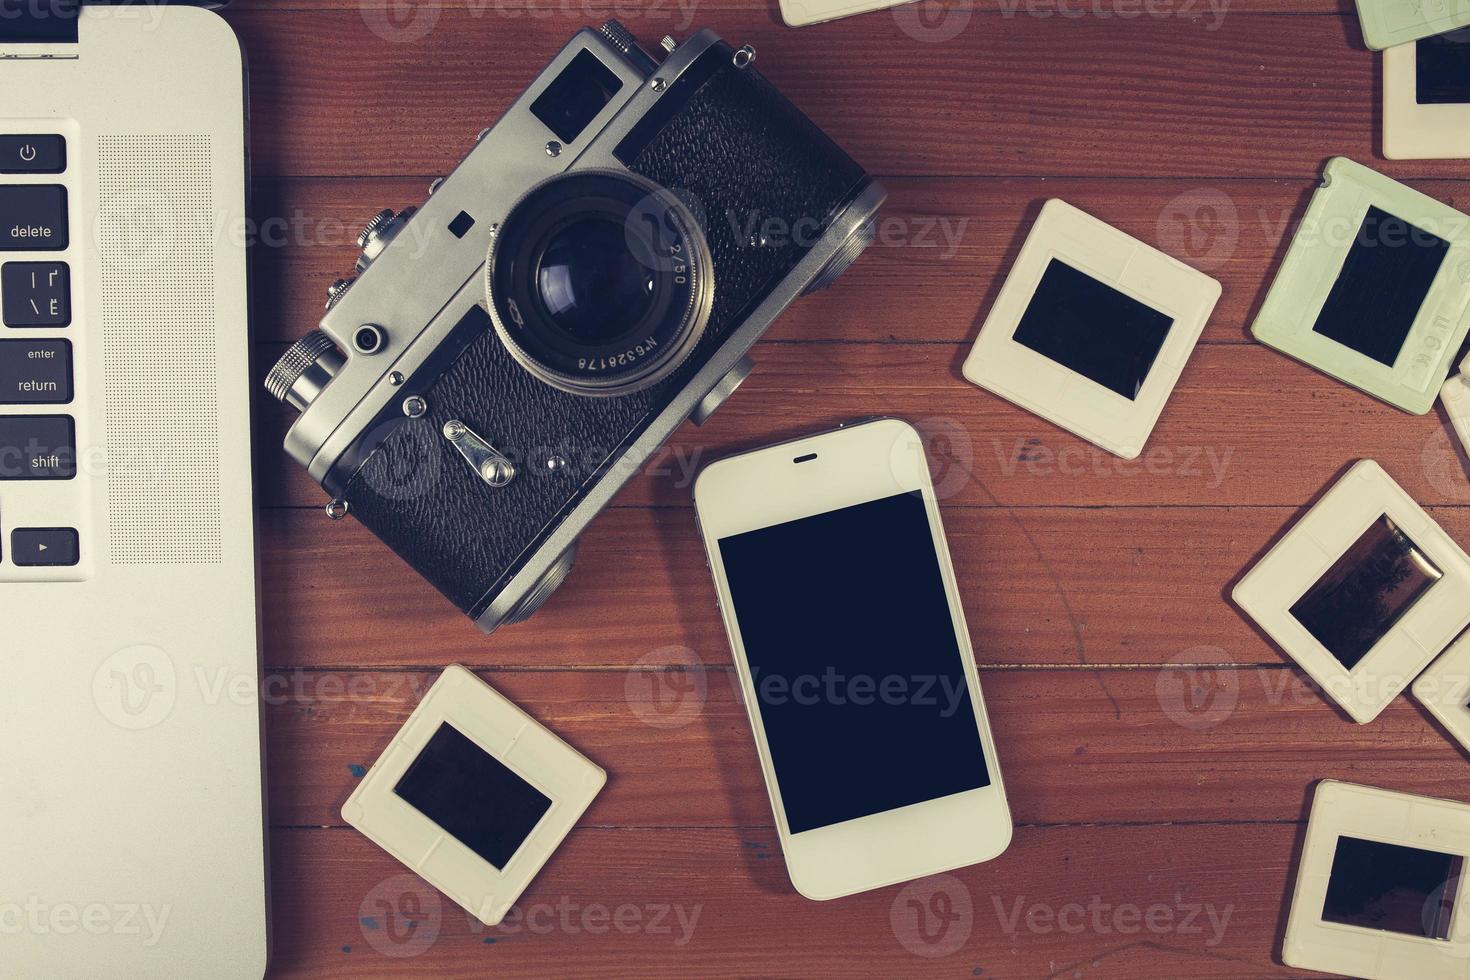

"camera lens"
[536,216,657,344]
[487,171,713,396]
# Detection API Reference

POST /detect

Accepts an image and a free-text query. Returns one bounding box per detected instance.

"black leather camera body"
[266,22,885,632]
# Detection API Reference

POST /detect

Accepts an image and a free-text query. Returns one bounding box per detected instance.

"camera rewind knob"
[599,20,658,73]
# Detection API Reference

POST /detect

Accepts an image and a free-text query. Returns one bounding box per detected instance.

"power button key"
[0,136,65,175]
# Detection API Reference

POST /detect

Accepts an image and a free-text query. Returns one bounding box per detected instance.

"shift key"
[0,415,75,479]
[0,186,68,250]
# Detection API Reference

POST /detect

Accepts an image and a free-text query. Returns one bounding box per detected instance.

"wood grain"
[214,0,1470,975]
[265,823,1307,977]
[247,176,1470,350]
[262,502,1470,669]
[252,343,1470,512]
[232,0,1349,14]
[264,667,1470,829]
[226,9,1470,180]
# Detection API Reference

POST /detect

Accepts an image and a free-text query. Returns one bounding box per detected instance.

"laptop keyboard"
[0,131,79,568]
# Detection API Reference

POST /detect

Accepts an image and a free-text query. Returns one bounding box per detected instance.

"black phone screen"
[717,490,992,835]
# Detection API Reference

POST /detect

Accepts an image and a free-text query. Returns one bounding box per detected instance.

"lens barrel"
[486,171,713,397]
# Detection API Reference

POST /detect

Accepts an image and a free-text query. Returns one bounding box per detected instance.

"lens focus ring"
[485,170,714,397]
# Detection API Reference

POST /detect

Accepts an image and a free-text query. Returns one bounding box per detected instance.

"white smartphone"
[693,417,1012,900]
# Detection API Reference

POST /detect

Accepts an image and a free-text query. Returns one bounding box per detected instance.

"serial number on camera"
[579,336,660,372]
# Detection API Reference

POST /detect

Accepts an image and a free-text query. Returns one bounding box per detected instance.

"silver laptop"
[0,4,267,977]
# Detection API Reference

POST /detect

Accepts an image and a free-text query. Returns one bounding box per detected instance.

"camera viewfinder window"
[1289,514,1443,671]
[1012,259,1174,401]
[1311,207,1450,366]
[1418,28,1470,105]
[1322,836,1462,939]
[393,723,553,870]
[530,50,624,144]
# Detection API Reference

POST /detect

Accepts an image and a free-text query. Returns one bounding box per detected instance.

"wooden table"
[235,1,1470,975]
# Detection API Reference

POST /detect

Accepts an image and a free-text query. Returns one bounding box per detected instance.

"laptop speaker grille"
[98,135,223,565]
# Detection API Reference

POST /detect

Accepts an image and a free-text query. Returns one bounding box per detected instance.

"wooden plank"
[249,176,1470,349]
[231,0,1350,14]
[251,342,1470,510]
[107,4,1470,978]
[226,10,1463,180]
[264,666,1470,829]
[258,503,1470,667]
[265,823,1307,977]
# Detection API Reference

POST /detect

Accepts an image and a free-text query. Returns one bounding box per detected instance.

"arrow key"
[12,527,78,566]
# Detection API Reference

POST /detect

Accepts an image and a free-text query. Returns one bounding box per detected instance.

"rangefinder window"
[531,50,624,144]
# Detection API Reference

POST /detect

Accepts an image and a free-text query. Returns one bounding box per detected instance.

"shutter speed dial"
[355,207,417,273]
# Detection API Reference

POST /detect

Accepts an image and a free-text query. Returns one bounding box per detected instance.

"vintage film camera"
[266,22,885,632]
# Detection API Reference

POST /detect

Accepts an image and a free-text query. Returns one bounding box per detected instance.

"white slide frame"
[343,664,606,926]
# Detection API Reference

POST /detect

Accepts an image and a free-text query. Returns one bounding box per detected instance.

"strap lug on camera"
[693,355,755,426]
